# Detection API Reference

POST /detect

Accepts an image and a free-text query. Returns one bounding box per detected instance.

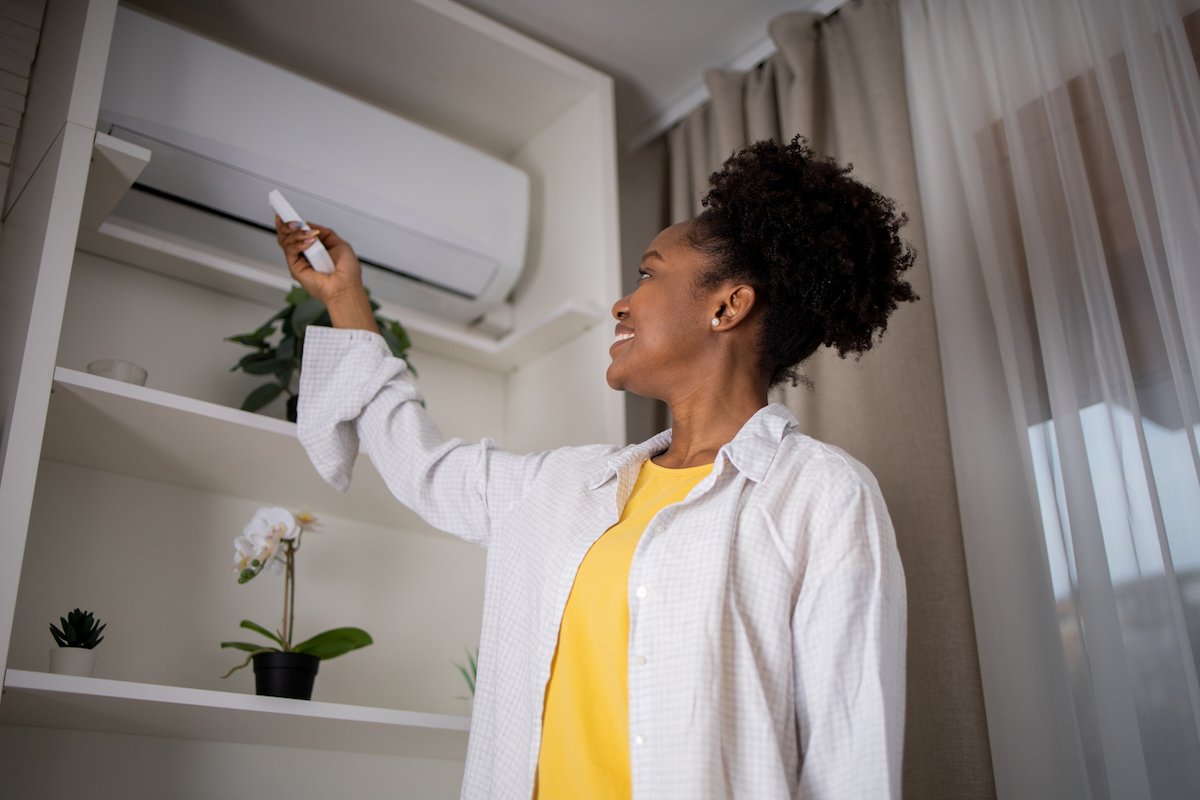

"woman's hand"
[274,216,377,331]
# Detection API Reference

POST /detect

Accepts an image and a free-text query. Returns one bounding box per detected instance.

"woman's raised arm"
[279,218,549,547]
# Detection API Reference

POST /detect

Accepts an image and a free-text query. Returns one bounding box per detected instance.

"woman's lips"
[610,330,634,353]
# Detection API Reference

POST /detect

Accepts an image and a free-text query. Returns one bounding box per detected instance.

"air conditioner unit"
[97,6,530,326]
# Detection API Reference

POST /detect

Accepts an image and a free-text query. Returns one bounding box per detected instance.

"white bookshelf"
[0,669,469,758]
[0,0,620,793]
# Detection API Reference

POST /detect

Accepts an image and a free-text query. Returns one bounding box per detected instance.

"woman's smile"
[611,327,634,351]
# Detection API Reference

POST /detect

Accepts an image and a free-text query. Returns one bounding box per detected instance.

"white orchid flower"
[294,510,320,532]
[257,506,300,541]
[233,534,262,570]
[233,507,298,574]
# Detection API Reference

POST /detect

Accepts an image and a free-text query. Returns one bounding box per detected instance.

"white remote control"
[268,189,336,274]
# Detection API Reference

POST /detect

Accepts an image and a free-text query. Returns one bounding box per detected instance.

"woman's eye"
[638,270,649,281]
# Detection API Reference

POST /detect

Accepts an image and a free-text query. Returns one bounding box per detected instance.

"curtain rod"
[623,0,849,153]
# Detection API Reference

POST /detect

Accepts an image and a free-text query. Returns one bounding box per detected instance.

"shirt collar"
[588,403,797,490]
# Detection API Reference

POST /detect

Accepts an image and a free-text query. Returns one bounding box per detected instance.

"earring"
[711,318,720,327]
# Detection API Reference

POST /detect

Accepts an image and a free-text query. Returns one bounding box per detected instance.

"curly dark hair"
[690,136,918,388]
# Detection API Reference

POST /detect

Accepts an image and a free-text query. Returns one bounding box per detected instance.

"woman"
[279,137,913,800]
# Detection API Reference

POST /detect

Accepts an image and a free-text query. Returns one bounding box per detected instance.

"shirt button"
[635,734,646,746]
[636,586,648,599]
[634,655,647,666]
[653,524,664,534]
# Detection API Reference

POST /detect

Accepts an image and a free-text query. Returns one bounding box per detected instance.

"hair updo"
[690,136,918,388]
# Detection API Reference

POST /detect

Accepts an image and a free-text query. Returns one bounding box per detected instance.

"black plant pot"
[252,651,319,700]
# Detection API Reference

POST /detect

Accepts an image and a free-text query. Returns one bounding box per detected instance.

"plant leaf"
[274,360,295,388]
[239,620,284,645]
[235,350,289,376]
[377,321,410,360]
[285,286,310,306]
[220,641,276,652]
[241,382,284,412]
[389,320,412,353]
[226,332,269,349]
[292,627,373,660]
[276,336,296,363]
[455,663,475,695]
[291,295,326,337]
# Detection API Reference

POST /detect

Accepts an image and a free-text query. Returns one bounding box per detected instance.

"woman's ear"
[712,284,757,329]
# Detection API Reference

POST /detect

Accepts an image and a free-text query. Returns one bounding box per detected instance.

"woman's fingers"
[308,223,340,246]
[272,216,367,309]
[275,220,322,271]
[306,224,362,277]
[275,216,318,246]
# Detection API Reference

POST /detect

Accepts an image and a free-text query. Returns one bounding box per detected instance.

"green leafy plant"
[50,608,105,649]
[453,646,478,699]
[221,508,372,678]
[227,286,414,419]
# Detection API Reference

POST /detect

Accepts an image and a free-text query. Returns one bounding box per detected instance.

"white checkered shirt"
[298,326,906,800]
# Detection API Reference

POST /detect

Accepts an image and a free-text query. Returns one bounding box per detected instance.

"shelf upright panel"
[0,0,118,696]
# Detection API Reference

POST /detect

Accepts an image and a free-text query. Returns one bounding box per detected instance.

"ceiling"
[125,0,838,150]
[452,0,838,143]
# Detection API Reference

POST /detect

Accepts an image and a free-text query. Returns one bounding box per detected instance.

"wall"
[0,0,44,214]
[506,90,624,452]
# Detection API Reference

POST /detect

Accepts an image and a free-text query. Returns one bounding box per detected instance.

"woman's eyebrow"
[641,250,664,264]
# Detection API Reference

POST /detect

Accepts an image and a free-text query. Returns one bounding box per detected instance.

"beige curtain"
[665,2,994,798]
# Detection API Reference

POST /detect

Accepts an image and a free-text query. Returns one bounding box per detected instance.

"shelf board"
[79,132,152,230]
[75,217,605,371]
[41,367,429,531]
[1,669,469,758]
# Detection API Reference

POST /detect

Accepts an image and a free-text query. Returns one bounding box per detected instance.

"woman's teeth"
[615,332,634,342]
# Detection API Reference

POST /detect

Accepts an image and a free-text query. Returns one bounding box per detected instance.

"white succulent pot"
[49,647,97,677]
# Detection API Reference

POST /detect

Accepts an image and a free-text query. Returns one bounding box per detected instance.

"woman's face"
[606,222,723,399]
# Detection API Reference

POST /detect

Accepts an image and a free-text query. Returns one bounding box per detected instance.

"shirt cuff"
[297,325,422,491]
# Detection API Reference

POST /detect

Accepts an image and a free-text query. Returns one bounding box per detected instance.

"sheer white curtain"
[902,1,1200,797]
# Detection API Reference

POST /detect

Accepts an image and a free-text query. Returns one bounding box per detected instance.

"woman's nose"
[612,294,631,321]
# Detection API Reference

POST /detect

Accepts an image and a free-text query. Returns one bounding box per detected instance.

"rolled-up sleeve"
[297,325,545,547]
[792,475,907,800]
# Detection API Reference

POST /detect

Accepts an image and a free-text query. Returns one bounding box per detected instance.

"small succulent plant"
[50,608,105,649]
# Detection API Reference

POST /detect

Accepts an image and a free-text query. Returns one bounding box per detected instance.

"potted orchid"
[220,507,372,700]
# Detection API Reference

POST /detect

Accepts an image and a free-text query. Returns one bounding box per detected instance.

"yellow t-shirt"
[535,459,714,799]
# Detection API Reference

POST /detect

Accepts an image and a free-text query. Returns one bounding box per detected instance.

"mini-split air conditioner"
[98,7,530,326]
